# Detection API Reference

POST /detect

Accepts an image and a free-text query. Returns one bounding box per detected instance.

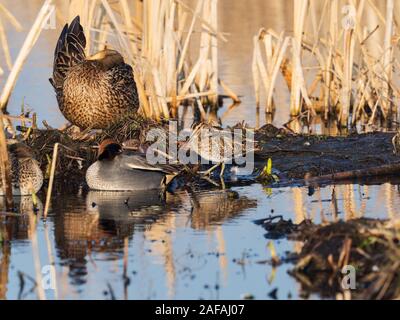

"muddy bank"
[255,124,399,182]
[256,216,400,299]
[18,120,400,192]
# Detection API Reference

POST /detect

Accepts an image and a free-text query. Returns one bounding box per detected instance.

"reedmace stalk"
[0,110,13,210]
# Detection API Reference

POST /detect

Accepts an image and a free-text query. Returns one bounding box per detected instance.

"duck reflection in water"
[53,189,169,285]
[0,196,43,240]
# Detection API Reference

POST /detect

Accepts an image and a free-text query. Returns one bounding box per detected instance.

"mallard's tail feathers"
[49,16,86,90]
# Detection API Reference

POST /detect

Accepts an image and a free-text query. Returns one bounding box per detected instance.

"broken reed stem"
[0,110,13,210]
[210,0,218,106]
[324,0,338,118]
[219,79,240,103]
[43,142,59,220]
[0,0,54,111]
[381,0,394,119]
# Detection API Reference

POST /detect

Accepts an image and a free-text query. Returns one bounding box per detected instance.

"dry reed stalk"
[219,80,240,103]
[68,0,88,26]
[266,35,290,112]
[381,0,394,119]
[254,30,291,113]
[119,0,139,56]
[323,0,338,118]
[340,28,355,127]
[251,0,400,127]
[292,39,315,115]
[100,0,134,62]
[91,0,228,119]
[0,19,12,70]
[252,38,261,110]
[0,110,13,210]
[190,84,207,120]
[135,72,152,118]
[174,0,227,42]
[290,0,308,116]
[84,0,99,55]
[0,3,23,74]
[0,0,54,111]
[0,3,23,31]
[280,59,292,90]
[197,24,210,96]
[43,142,59,220]
[254,30,270,111]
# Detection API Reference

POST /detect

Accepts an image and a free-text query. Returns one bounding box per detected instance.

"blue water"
[1,182,399,299]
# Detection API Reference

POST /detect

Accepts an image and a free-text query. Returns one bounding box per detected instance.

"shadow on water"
[1,0,400,300]
[1,178,400,299]
[0,188,260,299]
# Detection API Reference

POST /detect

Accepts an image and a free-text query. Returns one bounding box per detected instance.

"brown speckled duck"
[0,142,43,196]
[49,16,139,129]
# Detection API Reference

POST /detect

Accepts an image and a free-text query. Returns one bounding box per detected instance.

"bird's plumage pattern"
[0,143,43,196]
[50,16,86,91]
[189,122,256,164]
[86,140,178,191]
[50,16,139,129]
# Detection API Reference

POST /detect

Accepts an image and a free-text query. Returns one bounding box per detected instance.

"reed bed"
[0,0,236,120]
[60,0,232,120]
[253,0,400,128]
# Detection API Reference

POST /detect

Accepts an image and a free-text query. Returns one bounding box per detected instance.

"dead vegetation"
[253,0,400,129]
[0,0,238,120]
[257,216,400,299]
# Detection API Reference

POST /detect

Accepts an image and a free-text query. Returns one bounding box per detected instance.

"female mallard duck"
[86,139,178,191]
[49,16,139,129]
[0,142,43,196]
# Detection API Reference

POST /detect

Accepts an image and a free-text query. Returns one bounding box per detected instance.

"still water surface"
[1,0,399,300]
[1,182,400,299]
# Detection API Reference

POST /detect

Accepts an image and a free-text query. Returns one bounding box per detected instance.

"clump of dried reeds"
[5,108,167,193]
[287,217,400,300]
[62,0,234,121]
[1,0,236,121]
[253,0,400,129]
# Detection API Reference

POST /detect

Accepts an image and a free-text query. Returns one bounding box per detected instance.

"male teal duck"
[0,142,43,196]
[86,139,178,191]
[49,16,139,129]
